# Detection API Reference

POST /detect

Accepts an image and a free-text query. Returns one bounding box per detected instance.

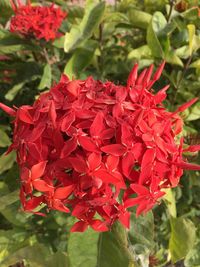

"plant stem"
[167,0,175,22]
[173,55,193,104]
[98,22,104,79]
[43,47,51,65]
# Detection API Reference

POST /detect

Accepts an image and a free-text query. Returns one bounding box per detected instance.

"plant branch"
[43,47,51,65]
[173,55,193,104]
[98,22,104,78]
[167,0,175,22]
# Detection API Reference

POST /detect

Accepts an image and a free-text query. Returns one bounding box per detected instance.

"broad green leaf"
[163,188,177,218]
[1,244,50,267]
[53,36,65,48]
[0,151,16,175]
[5,82,25,101]
[147,12,167,58]
[0,129,11,147]
[0,229,28,265]
[184,236,200,267]
[166,50,183,67]
[128,9,152,29]
[0,190,19,211]
[169,217,196,263]
[185,102,200,121]
[38,64,52,90]
[137,59,154,70]
[0,181,9,195]
[175,46,190,59]
[190,59,200,69]
[1,202,32,227]
[0,31,38,54]
[144,0,168,13]
[64,41,98,79]
[97,222,136,267]
[182,8,199,20]
[46,251,69,267]
[128,45,152,60]
[68,228,99,267]
[104,12,129,24]
[64,2,105,52]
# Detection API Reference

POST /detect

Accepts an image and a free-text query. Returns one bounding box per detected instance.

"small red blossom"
[9,0,67,41]
[1,62,200,232]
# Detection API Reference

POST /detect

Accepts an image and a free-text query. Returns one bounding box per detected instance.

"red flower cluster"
[10,0,67,41]
[1,63,200,232]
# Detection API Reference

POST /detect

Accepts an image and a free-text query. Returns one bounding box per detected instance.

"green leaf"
[0,151,16,175]
[169,217,196,263]
[175,46,190,59]
[0,31,38,54]
[185,102,200,121]
[0,229,29,265]
[104,12,129,24]
[163,188,177,218]
[182,8,199,20]
[97,222,135,267]
[128,9,152,29]
[38,64,52,90]
[0,0,11,9]
[68,228,99,267]
[187,24,195,56]
[46,251,69,267]
[128,211,154,264]
[184,237,200,267]
[64,2,105,53]
[1,204,31,227]
[5,82,25,101]
[147,12,167,58]
[165,50,183,67]
[190,59,200,69]
[0,190,19,211]
[64,40,98,79]
[1,244,50,267]
[0,129,11,147]
[128,45,152,60]
[53,36,65,49]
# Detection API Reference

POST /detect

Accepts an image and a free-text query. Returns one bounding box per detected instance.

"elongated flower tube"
[1,62,199,232]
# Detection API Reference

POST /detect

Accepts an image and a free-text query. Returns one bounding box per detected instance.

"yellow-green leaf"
[169,217,196,263]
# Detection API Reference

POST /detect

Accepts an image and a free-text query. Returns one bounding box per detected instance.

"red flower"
[9,0,67,41]
[1,62,200,232]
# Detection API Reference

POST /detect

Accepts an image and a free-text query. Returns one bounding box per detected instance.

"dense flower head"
[9,0,67,41]
[1,62,200,232]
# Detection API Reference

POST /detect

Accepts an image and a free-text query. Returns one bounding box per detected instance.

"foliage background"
[0,0,200,266]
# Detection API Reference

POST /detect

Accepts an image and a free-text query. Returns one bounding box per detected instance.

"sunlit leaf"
[128,9,152,29]
[64,2,105,52]
[38,64,52,90]
[0,190,19,211]
[147,12,167,58]
[0,129,11,147]
[0,151,16,175]
[5,82,25,101]
[64,40,98,79]
[163,188,177,218]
